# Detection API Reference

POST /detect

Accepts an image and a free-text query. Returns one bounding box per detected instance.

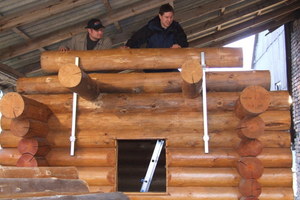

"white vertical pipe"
[70,57,79,156]
[201,52,209,153]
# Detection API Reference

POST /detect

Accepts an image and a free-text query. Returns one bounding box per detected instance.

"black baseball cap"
[85,18,105,30]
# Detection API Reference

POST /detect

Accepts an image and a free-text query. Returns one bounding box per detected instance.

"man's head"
[158,4,174,29]
[85,18,105,41]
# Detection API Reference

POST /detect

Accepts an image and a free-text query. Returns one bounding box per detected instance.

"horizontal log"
[181,59,202,98]
[48,111,291,132]
[88,186,115,193]
[166,148,291,168]
[0,166,79,179]
[5,192,129,200]
[22,91,290,114]
[235,85,270,119]
[41,48,243,72]
[77,167,115,186]
[0,178,89,195]
[167,130,291,148]
[0,129,291,150]
[167,167,291,187]
[0,191,92,199]
[16,153,48,167]
[1,116,11,131]
[0,92,52,121]
[18,137,50,156]
[11,118,48,138]
[0,148,21,165]
[127,187,293,200]
[46,148,116,167]
[58,64,99,100]
[17,70,271,94]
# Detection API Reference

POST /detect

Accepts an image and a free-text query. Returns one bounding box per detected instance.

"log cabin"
[0,1,299,200]
[0,47,294,200]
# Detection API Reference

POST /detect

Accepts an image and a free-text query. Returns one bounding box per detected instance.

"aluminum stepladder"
[140,139,164,192]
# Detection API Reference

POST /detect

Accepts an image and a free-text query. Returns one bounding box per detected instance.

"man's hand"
[171,44,181,48]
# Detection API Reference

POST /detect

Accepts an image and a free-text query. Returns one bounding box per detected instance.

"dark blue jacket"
[126,16,188,48]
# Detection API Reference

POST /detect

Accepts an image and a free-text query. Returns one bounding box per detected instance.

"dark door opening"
[117,140,166,192]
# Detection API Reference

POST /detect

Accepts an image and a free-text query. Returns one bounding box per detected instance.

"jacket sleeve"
[125,25,153,48]
[175,24,189,48]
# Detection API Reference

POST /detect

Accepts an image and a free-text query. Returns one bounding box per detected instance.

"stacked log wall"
[0,70,293,199]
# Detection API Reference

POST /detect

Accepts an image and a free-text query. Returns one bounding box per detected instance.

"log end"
[237,116,265,139]
[11,118,30,137]
[16,153,48,167]
[239,178,261,197]
[239,85,271,116]
[181,59,203,84]
[58,64,82,88]
[237,157,264,179]
[237,139,263,157]
[0,92,25,119]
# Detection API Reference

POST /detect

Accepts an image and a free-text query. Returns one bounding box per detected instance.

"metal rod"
[70,57,79,156]
[201,52,209,153]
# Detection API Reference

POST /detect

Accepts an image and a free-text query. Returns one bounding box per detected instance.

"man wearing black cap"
[59,18,112,51]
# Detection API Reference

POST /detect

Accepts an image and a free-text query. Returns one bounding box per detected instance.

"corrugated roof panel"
[0,0,42,15]
[0,30,25,49]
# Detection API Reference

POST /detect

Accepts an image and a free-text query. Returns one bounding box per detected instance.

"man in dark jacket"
[126,4,188,49]
[125,4,188,72]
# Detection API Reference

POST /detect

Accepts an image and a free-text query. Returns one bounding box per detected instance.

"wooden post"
[10,118,48,138]
[0,92,52,121]
[58,64,99,100]
[235,85,270,119]
[180,59,203,98]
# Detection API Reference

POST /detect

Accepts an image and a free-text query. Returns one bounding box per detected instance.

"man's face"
[159,11,174,29]
[88,28,104,41]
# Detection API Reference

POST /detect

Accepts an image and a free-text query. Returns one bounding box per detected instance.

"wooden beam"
[189,1,300,47]
[101,0,122,32]
[0,63,24,81]
[0,0,173,60]
[208,12,297,47]
[185,0,290,39]
[0,0,96,33]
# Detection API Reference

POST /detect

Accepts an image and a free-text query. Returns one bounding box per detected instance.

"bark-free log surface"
[48,111,290,132]
[167,147,291,168]
[167,167,291,187]
[11,118,48,138]
[46,148,115,167]
[0,166,79,179]
[23,91,289,115]
[41,48,243,72]
[0,92,51,121]
[237,116,265,139]
[1,116,11,130]
[181,59,203,98]
[77,167,115,186]
[18,137,50,156]
[239,179,261,197]
[0,178,89,195]
[237,157,264,179]
[235,85,270,119]
[237,139,263,157]
[127,187,293,200]
[16,153,48,167]
[58,64,99,100]
[17,71,270,94]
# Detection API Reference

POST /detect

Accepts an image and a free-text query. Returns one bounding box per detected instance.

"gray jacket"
[61,32,112,50]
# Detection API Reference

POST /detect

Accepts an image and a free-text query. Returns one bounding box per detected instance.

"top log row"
[40,48,243,72]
